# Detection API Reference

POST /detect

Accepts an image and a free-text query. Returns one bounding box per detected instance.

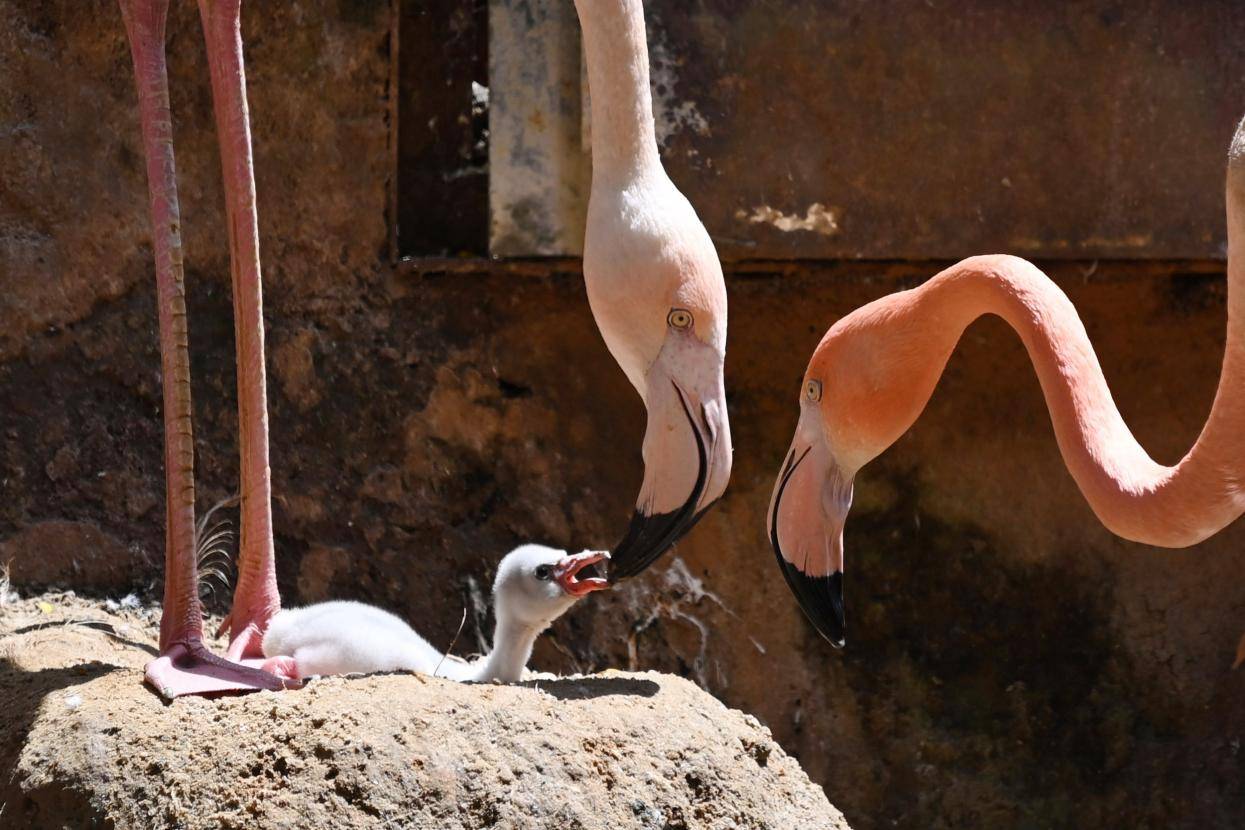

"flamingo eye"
[805,379,822,402]
[534,564,555,581]
[667,308,693,330]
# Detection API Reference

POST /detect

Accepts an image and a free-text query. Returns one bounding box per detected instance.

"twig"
[433,607,468,679]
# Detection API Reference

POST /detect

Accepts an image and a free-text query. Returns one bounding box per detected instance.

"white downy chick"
[260,545,608,682]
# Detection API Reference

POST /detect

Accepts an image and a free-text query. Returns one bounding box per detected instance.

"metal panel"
[490,0,1245,260]
[398,0,489,257]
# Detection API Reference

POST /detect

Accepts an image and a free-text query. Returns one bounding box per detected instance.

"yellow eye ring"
[805,379,822,402]
[667,308,694,330]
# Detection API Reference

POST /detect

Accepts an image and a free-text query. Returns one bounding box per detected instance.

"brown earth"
[0,592,848,830]
[4,3,1245,829]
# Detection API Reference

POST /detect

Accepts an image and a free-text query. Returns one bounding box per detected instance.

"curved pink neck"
[574,0,662,182]
[899,170,1245,545]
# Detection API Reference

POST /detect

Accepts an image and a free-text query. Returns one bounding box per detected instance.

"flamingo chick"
[769,113,1245,657]
[574,0,732,580]
[260,547,609,682]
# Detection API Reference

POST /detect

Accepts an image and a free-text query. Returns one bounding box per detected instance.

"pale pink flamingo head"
[588,237,733,582]
[767,300,938,646]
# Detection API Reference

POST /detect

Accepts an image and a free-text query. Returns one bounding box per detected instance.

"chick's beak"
[555,551,612,598]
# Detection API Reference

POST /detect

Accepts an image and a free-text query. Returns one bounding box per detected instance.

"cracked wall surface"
[3,3,1245,829]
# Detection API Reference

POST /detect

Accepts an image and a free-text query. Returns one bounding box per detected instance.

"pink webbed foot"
[144,640,297,700]
[219,614,270,662]
[260,655,300,682]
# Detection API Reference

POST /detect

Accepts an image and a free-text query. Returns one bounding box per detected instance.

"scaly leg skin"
[120,0,288,698]
[196,0,281,660]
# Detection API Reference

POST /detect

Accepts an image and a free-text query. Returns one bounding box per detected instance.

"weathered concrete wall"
[490,0,1245,259]
[3,3,1245,829]
[0,0,391,362]
[488,0,588,256]
[656,0,1245,260]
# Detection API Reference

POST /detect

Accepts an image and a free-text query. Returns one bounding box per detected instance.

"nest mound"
[0,594,848,829]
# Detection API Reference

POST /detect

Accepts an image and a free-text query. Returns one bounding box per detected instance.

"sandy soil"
[0,591,848,829]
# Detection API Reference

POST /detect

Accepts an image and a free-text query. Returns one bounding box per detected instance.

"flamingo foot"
[260,655,300,681]
[1234,633,1245,670]
[222,617,270,662]
[144,640,296,700]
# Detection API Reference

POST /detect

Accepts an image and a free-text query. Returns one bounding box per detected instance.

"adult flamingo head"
[586,197,733,581]
[767,285,956,647]
[573,0,732,580]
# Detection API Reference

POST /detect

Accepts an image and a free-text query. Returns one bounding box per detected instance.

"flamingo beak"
[767,430,853,648]
[608,336,732,581]
[555,551,612,598]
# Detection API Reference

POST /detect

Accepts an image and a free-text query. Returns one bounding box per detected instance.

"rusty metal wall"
[490,0,1245,260]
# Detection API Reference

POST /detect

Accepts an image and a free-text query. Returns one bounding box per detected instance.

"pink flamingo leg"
[196,0,281,661]
[119,0,287,698]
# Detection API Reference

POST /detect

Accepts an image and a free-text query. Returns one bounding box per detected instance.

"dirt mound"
[0,593,848,829]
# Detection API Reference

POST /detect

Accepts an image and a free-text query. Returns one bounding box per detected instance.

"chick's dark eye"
[534,565,554,581]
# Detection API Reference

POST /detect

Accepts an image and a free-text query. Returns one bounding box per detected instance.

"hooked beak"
[555,551,611,598]
[767,427,853,647]
[608,337,732,582]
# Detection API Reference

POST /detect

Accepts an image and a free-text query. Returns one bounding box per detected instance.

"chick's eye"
[667,308,693,330]
[805,379,823,402]
[534,565,554,581]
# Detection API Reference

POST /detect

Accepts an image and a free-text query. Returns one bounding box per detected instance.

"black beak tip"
[606,509,665,582]
[777,562,846,648]
[606,528,665,583]
[608,499,718,583]
[610,380,716,582]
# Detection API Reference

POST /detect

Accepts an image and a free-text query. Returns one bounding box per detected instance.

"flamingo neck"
[470,613,543,683]
[911,225,1245,546]
[575,0,662,184]
[1224,162,1245,342]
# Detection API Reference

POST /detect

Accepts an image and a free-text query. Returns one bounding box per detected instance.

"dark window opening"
[396,0,490,258]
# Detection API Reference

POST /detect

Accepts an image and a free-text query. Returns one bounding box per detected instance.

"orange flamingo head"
[767,293,946,646]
